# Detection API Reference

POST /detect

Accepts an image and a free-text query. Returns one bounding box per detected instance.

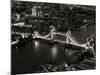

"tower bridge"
[33,28,88,49]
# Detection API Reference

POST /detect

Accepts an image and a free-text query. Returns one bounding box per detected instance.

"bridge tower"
[66,33,69,44]
[50,26,56,40]
[66,30,71,44]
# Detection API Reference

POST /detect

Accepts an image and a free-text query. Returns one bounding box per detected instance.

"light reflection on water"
[51,45,58,58]
[33,40,59,61]
[34,41,39,49]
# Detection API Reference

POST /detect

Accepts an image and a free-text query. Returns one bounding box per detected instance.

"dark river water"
[12,40,67,74]
[12,24,95,74]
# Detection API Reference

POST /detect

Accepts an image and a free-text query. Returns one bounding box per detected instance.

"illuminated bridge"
[33,29,88,49]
